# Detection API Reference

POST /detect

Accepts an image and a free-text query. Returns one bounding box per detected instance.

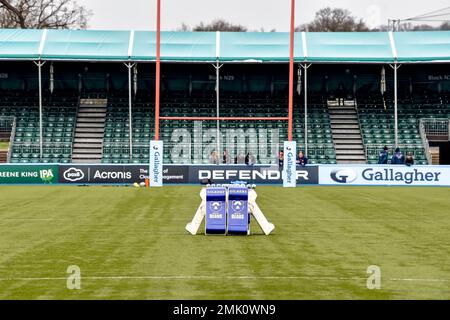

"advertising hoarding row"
[0,164,449,187]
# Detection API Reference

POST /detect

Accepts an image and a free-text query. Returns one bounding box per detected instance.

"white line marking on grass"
[0,275,449,283]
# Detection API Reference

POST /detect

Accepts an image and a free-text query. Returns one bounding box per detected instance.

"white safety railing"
[365,143,426,163]
[7,117,16,163]
[419,120,433,165]
[0,116,15,163]
[420,118,449,139]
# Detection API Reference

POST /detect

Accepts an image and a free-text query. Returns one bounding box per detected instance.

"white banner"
[319,165,450,186]
[283,141,297,188]
[149,140,164,187]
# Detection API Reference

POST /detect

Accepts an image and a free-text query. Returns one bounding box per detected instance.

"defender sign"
[150,140,163,187]
[320,165,450,186]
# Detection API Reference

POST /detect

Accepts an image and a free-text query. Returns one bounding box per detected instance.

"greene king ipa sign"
[0,165,58,184]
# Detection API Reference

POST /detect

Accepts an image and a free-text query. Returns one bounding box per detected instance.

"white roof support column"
[389,31,400,148]
[38,29,48,58]
[35,29,48,161]
[128,30,135,59]
[301,31,308,61]
[216,31,221,60]
[388,31,398,61]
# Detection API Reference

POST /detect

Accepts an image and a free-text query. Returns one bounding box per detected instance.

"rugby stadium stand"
[0,29,449,164]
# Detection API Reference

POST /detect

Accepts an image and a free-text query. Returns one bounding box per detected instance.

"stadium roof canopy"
[0,29,449,63]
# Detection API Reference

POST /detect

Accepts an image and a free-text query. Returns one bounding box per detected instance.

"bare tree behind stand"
[193,19,247,32]
[296,7,369,32]
[0,0,91,29]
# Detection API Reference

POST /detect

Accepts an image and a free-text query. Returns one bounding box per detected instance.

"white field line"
[0,275,449,283]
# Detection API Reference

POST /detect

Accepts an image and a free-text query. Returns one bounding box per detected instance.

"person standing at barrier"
[223,149,230,164]
[296,150,308,166]
[391,147,405,165]
[210,151,219,165]
[236,151,246,164]
[245,152,255,166]
[405,152,415,166]
[278,151,284,167]
[378,146,389,164]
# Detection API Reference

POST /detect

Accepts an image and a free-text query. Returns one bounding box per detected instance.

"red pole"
[288,0,295,142]
[154,0,161,141]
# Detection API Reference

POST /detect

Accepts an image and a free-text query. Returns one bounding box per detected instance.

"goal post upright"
[154,0,161,141]
[288,0,295,142]
[151,0,297,161]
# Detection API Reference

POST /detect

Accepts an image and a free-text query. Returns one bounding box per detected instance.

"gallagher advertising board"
[319,165,450,186]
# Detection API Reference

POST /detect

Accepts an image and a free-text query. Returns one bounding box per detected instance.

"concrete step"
[329,109,356,114]
[330,119,359,124]
[72,154,103,159]
[328,106,356,110]
[0,151,7,163]
[77,118,105,123]
[78,107,107,112]
[331,124,360,129]
[75,127,105,133]
[337,160,367,164]
[77,112,107,118]
[332,129,361,134]
[329,114,358,119]
[72,148,102,154]
[336,155,366,160]
[334,144,365,150]
[79,99,108,105]
[76,123,105,128]
[74,138,103,143]
[72,159,102,164]
[336,149,365,155]
[73,143,103,149]
[74,133,104,138]
[333,135,362,140]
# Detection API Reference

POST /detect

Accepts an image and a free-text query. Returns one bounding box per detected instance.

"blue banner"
[205,187,227,235]
[227,187,249,235]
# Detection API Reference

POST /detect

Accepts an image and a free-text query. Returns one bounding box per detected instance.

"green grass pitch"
[0,185,449,300]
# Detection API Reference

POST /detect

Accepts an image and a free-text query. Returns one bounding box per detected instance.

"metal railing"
[10,142,72,162]
[419,120,433,165]
[102,141,283,164]
[0,116,15,163]
[7,117,16,163]
[419,118,449,140]
[365,143,426,163]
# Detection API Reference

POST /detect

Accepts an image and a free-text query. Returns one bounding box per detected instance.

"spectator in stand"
[296,151,308,166]
[223,149,230,164]
[235,151,246,164]
[245,152,255,166]
[378,146,389,164]
[278,151,284,167]
[391,147,405,165]
[210,150,219,165]
[405,152,415,166]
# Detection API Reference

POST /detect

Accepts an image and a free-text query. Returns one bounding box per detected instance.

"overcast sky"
[77,0,449,31]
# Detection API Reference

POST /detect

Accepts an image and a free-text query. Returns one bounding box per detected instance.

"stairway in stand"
[0,151,7,163]
[72,99,107,163]
[328,101,367,164]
